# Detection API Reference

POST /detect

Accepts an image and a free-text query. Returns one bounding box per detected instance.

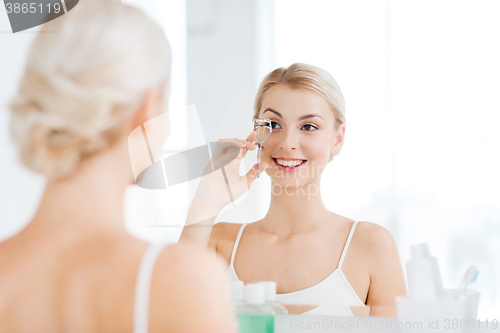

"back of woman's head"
[254,63,346,129]
[9,0,171,180]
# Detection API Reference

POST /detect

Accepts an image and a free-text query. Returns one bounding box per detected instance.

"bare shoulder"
[155,242,226,271]
[209,222,243,243]
[149,243,234,333]
[208,222,244,264]
[353,221,403,273]
[354,221,397,249]
[353,222,406,313]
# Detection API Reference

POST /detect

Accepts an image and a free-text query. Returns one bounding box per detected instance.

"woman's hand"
[189,131,269,221]
[180,131,269,247]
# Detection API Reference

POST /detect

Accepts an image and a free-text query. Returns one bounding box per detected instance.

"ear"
[130,85,165,131]
[330,123,346,156]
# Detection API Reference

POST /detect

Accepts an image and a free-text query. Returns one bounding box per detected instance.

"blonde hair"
[254,63,346,128]
[9,0,171,179]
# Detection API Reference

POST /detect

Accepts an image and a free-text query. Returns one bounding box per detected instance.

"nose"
[279,128,298,151]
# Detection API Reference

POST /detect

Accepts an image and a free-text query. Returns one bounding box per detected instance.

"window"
[274,0,500,318]
[123,0,188,243]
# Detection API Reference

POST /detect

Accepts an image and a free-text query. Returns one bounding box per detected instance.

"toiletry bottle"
[229,281,245,332]
[259,281,288,314]
[407,243,443,300]
[427,246,444,295]
[237,283,275,333]
[229,281,245,309]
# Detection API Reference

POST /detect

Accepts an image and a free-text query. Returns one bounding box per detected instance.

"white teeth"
[276,159,304,167]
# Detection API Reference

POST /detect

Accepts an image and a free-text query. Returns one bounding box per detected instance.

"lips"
[272,158,307,171]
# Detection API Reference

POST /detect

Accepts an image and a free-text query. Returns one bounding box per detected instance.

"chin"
[269,176,316,192]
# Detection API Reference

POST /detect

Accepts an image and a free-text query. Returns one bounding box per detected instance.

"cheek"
[260,134,331,165]
[261,135,279,155]
[302,135,331,163]
[144,112,170,158]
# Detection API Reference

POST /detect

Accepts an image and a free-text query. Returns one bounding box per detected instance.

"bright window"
[123,0,188,243]
[275,0,500,318]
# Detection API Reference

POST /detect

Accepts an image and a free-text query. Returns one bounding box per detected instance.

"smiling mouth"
[272,158,307,169]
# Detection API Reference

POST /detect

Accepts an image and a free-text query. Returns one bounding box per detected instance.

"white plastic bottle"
[406,243,443,300]
[229,281,245,309]
[258,281,288,314]
[237,283,275,333]
[228,281,245,333]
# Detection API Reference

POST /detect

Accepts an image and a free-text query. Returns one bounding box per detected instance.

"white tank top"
[133,242,170,333]
[226,221,365,316]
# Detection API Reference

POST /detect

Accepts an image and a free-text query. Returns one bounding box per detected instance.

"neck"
[260,178,332,238]
[29,139,133,239]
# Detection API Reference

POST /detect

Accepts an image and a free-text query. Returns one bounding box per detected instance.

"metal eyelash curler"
[253,118,273,178]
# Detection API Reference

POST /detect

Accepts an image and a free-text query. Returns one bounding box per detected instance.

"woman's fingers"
[245,131,258,150]
[244,161,269,187]
[210,139,241,163]
[238,131,258,160]
[212,132,258,165]
[208,131,262,180]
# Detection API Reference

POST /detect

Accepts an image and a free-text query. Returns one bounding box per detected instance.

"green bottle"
[238,283,275,333]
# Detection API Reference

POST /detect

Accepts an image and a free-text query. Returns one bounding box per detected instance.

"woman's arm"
[179,132,268,248]
[364,224,407,316]
[180,187,228,248]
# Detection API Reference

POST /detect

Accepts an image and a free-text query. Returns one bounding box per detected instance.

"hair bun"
[10,98,107,179]
[9,0,171,179]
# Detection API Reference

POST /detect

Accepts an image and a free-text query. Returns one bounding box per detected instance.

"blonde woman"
[181,64,407,316]
[0,1,242,332]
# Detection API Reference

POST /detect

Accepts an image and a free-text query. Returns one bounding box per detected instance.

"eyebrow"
[299,113,324,121]
[263,108,282,118]
[263,108,324,121]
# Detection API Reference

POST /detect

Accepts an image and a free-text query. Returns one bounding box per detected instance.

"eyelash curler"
[252,118,273,178]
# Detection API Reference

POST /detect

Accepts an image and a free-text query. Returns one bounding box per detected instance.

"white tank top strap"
[230,223,248,266]
[134,242,170,333]
[337,221,359,269]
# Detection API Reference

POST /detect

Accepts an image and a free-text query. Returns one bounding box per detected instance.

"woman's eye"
[302,124,318,131]
[271,121,281,129]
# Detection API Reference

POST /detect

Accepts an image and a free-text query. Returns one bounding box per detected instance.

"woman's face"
[257,85,345,189]
[128,85,171,184]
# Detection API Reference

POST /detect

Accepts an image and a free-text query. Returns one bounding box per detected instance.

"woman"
[0,1,245,332]
[181,63,407,316]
